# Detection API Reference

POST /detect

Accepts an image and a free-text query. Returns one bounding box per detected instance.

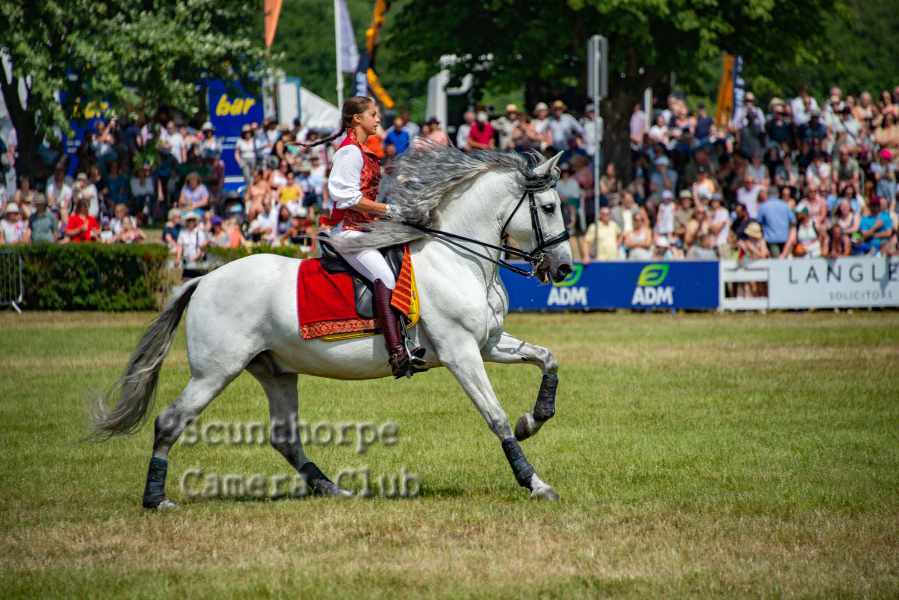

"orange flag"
[715,53,735,129]
[264,0,283,49]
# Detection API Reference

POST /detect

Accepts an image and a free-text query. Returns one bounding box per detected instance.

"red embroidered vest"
[324,129,381,231]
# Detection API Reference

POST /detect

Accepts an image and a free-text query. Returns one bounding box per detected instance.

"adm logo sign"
[547,264,588,306]
[632,264,674,306]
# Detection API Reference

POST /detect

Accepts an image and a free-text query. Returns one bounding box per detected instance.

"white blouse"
[327,145,364,210]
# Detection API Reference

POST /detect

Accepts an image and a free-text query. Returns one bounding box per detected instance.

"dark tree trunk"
[0,73,37,179]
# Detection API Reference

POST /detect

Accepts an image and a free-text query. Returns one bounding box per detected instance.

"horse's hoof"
[314,480,354,498]
[144,497,178,510]
[515,412,544,441]
[529,485,560,501]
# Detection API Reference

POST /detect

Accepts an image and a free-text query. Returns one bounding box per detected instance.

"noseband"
[406,168,569,278]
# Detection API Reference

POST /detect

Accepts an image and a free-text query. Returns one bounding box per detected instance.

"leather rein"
[404,170,569,278]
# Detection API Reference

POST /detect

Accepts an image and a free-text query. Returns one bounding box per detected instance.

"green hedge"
[207,244,312,263]
[16,243,174,311]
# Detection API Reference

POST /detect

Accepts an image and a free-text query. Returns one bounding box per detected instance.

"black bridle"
[405,169,569,278]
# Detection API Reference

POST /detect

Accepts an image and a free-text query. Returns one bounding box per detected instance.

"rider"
[320,96,416,377]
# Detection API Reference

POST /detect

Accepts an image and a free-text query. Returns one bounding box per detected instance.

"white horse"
[93,144,573,507]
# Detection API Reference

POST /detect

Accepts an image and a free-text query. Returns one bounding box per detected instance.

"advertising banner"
[768,257,899,308]
[207,80,265,190]
[501,261,720,311]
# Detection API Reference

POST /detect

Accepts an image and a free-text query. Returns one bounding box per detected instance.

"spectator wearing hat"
[530,102,552,150]
[466,109,495,151]
[176,211,208,263]
[756,186,795,257]
[739,221,770,259]
[655,189,676,244]
[385,117,411,155]
[0,202,28,244]
[73,172,100,218]
[209,215,230,248]
[492,104,520,150]
[64,198,100,243]
[235,124,257,187]
[27,194,57,244]
[199,122,222,160]
[547,100,583,150]
[733,92,765,158]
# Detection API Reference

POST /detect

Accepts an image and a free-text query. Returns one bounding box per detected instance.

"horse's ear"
[533,151,564,177]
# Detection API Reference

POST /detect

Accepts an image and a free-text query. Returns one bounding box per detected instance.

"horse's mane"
[328,141,539,251]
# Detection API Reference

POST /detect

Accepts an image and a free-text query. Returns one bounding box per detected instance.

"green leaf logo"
[637,264,669,287]
[553,263,584,287]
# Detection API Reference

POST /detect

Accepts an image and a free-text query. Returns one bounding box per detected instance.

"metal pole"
[334,0,344,108]
[593,93,601,259]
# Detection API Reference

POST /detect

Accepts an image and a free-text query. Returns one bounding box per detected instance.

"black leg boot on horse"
[373,279,425,378]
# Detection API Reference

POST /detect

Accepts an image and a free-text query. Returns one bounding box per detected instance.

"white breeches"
[331,228,396,289]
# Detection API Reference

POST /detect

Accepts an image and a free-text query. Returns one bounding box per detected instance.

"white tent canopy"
[300,88,340,131]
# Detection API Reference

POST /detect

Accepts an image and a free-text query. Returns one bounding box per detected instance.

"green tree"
[388,0,840,171]
[0,0,269,177]
[273,0,431,120]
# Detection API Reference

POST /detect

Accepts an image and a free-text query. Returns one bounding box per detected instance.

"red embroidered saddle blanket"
[297,247,418,341]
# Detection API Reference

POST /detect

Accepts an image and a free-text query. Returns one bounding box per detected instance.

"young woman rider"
[316,96,419,377]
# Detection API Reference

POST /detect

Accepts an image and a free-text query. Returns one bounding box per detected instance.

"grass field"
[1,310,898,598]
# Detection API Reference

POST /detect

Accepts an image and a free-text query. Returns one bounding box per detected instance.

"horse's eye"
[541,204,555,214]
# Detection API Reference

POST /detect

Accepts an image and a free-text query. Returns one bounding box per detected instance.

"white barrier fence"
[0,249,24,313]
[720,257,899,311]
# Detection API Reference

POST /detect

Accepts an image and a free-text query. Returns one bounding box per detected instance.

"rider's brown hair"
[301,96,375,149]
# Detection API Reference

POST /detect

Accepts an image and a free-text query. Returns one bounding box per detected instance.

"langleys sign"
[768,257,899,309]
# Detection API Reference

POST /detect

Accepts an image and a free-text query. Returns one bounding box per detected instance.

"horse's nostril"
[557,264,572,277]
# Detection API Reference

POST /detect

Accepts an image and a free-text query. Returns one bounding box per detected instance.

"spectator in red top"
[65,198,100,243]
[466,110,495,150]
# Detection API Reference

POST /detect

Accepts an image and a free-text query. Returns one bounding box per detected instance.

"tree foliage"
[0,0,269,175]
[387,0,843,168]
[273,0,431,118]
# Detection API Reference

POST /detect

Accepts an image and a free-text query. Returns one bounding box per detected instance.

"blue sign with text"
[207,80,265,191]
[500,261,720,311]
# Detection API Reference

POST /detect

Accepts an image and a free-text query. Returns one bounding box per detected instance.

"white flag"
[336,0,359,74]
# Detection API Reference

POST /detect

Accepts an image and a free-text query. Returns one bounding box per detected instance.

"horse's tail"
[90,277,203,439]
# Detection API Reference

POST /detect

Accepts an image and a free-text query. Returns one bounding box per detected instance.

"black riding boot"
[373,279,411,377]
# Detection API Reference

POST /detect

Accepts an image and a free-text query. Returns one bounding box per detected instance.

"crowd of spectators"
[1,84,897,266]
[574,86,898,261]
